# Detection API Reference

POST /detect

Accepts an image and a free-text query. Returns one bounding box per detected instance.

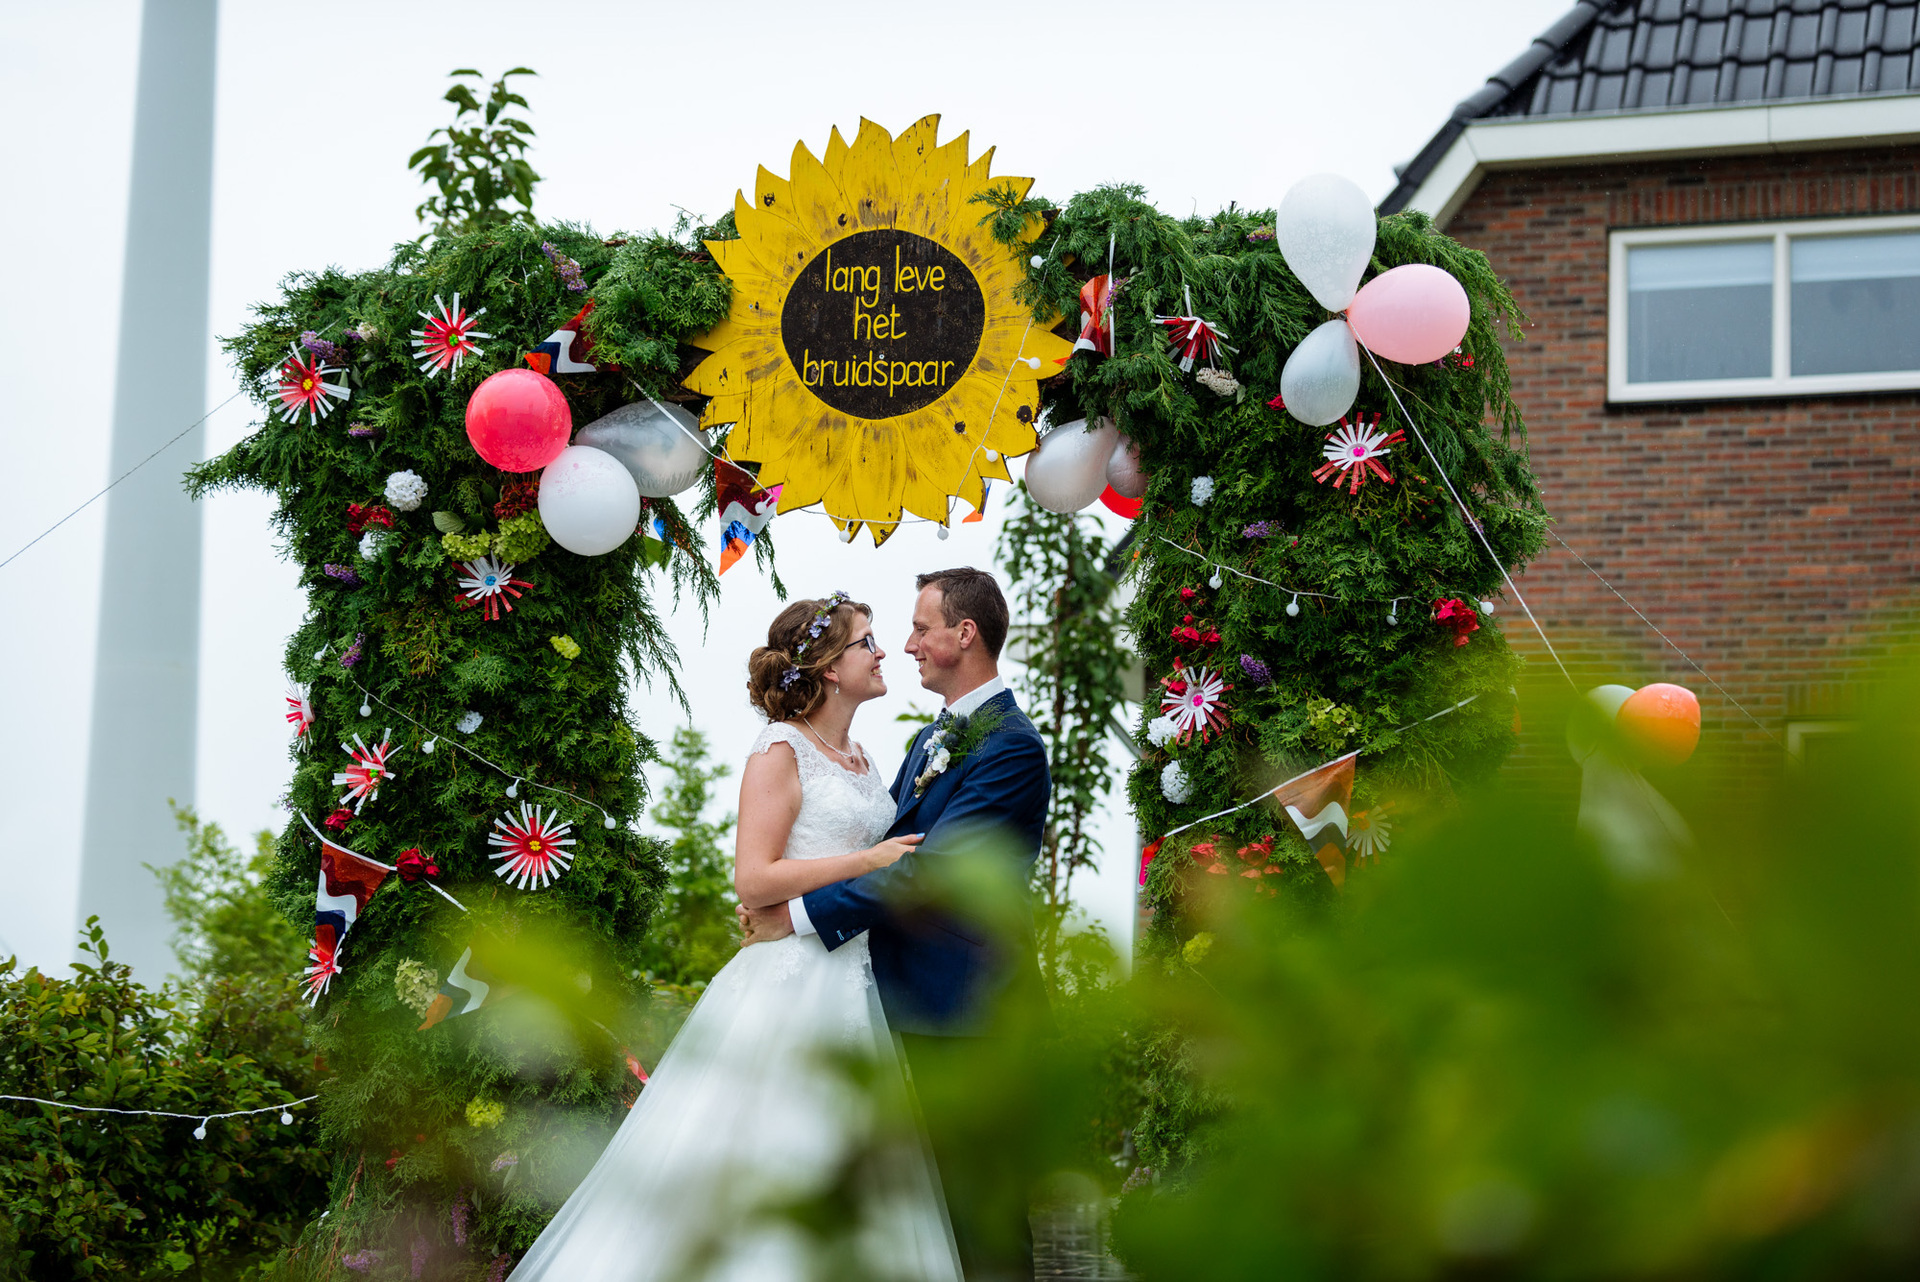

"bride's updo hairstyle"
[747,593,873,721]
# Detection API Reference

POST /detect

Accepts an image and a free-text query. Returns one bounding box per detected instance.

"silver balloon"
[1106,433,1148,499]
[1025,417,1118,513]
[575,398,710,498]
[1280,319,1361,426]
[1275,173,1377,313]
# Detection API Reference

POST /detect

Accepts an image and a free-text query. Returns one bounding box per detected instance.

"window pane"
[1790,232,1920,375]
[1626,241,1773,383]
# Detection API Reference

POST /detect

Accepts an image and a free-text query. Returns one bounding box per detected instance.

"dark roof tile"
[1382,0,1920,213]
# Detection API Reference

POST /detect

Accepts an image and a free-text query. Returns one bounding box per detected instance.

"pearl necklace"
[801,716,862,768]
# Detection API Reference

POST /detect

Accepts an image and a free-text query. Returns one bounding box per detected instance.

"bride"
[509,594,963,1281]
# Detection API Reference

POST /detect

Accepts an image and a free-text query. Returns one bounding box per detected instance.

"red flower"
[1190,840,1218,860]
[1236,836,1274,864]
[347,503,394,536]
[494,478,540,520]
[1432,597,1481,647]
[1182,614,1195,624]
[1200,629,1222,645]
[395,848,441,882]
[323,807,354,833]
[1265,392,1286,411]
[1165,679,1188,696]
[1180,587,1199,602]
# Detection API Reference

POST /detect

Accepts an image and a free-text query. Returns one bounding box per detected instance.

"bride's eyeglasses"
[851,634,879,655]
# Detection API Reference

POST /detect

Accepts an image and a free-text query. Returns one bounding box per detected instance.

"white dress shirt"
[789,674,1006,936]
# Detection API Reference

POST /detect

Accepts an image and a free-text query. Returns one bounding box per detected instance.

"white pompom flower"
[1160,760,1193,804]
[457,711,484,734]
[1190,475,1215,506]
[358,531,385,561]
[1146,716,1179,748]
[384,469,428,512]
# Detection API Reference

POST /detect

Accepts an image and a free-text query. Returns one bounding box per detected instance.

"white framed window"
[1608,214,1920,402]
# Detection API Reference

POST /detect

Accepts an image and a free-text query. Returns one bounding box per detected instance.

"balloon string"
[1546,529,1781,743]
[1359,343,1577,691]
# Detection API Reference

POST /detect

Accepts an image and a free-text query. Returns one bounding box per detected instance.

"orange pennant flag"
[1271,754,1357,887]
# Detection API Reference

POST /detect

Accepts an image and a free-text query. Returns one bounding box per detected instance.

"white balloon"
[1025,417,1118,513]
[1106,433,1148,499]
[1275,173,1377,312]
[538,446,641,556]
[1280,319,1361,426]
[575,398,710,497]
[1566,684,1638,764]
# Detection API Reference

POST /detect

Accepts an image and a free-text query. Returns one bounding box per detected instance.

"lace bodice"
[749,721,897,865]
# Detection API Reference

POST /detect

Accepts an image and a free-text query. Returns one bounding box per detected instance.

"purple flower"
[541,242,587,293]
[490,1151,519,1173]
[1242,521,1274,539]
[341,1251,379,1273]
[486,1255,514,1282]
[451,1189,472,1246]
[343,328,365,344]
[323,563,362,586]
[346,423,379,440]
[300,331,350,366]
[1239,654,1272,688]
[411,1235,430,1279]
[340,632,365,670]
[780,666,802,689]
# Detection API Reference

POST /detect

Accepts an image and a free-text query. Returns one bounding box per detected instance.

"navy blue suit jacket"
[801,689,1050,1036]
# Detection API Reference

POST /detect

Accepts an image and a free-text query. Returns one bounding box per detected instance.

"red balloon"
[466,368,572,473]
[1616,682,1701,765]
[1099,486,1141,519]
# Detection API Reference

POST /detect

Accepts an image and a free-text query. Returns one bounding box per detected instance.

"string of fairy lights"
[0,1093,319,1140]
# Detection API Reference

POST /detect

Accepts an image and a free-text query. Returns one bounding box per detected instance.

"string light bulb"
[1029,254,1045,268]
[280,1110,294,1126]
[1022,357,1043,370]
[312,644,328,661]
[359,701,372,717]
[1478,599,1496,615]
[1387,601,1399,625]
[983,448,999,462]
[1208,569,1223,590]
[602,813,617,830]
[838,527,852,544]
[1286,595,1301,618]
[193,1121,208,1141]
[422,738,437,754]
[506,779,520,799]
[937,525,950,541]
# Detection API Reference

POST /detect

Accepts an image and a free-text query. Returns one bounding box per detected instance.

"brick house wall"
[1444,146,1920,786]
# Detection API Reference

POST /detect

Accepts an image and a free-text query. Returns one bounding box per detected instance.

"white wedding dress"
[509,722,963,1282]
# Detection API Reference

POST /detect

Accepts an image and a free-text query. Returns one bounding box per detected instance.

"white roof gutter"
[1406,94,1920,230]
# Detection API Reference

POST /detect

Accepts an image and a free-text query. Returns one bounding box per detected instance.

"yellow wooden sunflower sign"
[685,116,1073,544]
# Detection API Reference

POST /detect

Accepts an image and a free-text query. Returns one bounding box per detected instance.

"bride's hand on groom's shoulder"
[736,901,794,946]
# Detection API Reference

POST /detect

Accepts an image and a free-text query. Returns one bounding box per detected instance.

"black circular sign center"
[780,229,986,418]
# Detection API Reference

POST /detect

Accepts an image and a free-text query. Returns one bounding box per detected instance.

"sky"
[0,0,1570,970]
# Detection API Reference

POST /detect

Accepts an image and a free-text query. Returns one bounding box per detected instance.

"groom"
[741,566,1051,1280]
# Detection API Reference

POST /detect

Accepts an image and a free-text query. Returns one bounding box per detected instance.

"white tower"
[76,0,219,977]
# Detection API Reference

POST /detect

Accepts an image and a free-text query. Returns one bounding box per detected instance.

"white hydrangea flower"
[358,531,384,560]
[1190,475,1215,506]
[1160,760,1193,804]
[384,469,428,512]
[456,711,484,734]
[1146,716,1179,747]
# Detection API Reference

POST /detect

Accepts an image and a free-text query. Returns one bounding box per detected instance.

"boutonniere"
[913,705,1008,797]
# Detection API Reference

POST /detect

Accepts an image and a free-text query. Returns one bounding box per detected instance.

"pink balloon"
[466,369,572,473]
[1346,264,1471,365]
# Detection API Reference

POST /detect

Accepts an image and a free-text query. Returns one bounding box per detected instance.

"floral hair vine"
[782,591,852,689]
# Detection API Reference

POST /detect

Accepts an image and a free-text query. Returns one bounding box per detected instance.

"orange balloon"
[1616,683,1701,765]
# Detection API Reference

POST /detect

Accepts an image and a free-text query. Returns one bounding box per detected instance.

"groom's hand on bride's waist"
[737,901,794,945]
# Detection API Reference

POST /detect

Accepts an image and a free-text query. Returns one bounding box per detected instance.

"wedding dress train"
[508,722,962,1281]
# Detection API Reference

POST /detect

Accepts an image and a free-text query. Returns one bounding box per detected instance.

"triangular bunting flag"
[523,301,604,376]
[715,459,781,574]
[1271,753,1358,887]
[298,814,392,1002]
[417,942,502,1030]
